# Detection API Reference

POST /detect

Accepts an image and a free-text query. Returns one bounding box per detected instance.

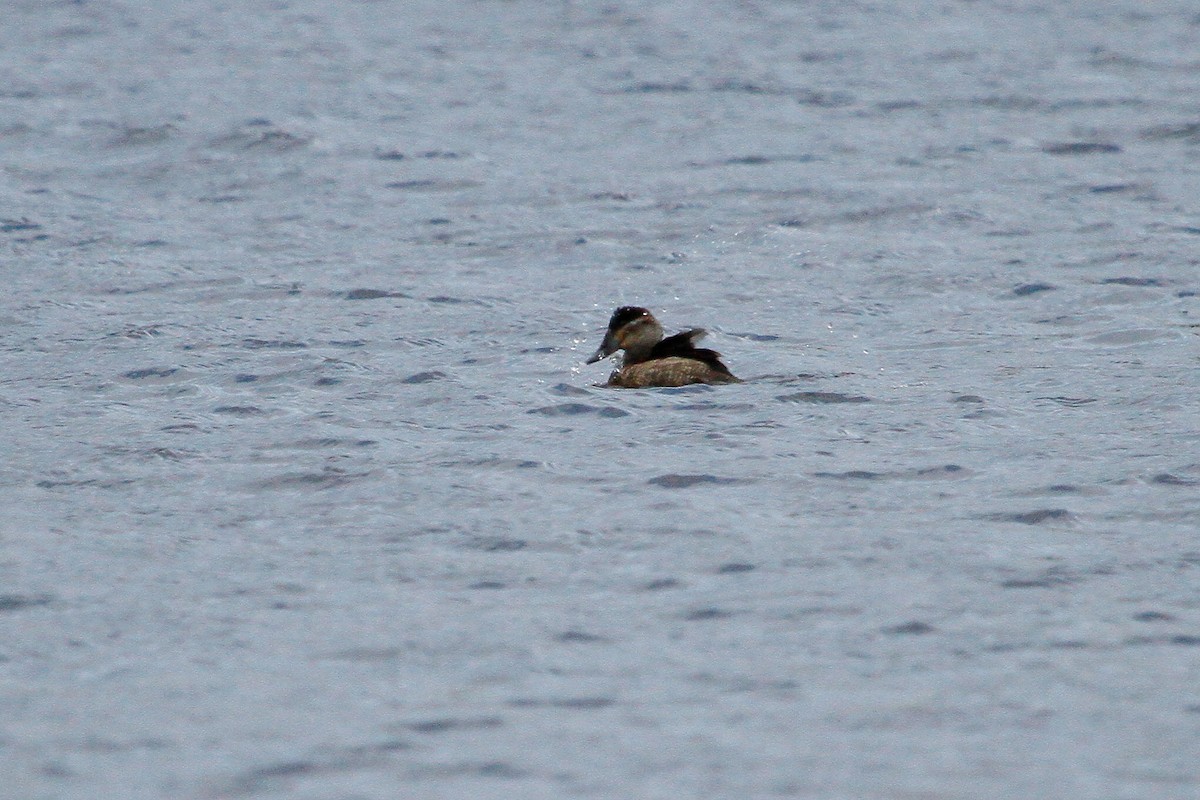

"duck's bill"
[585,332,618,364]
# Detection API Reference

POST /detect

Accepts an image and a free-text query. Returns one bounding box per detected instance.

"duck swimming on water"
[585,306,741,388]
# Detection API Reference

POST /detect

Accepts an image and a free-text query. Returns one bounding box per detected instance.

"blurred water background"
[2,1,1198,798]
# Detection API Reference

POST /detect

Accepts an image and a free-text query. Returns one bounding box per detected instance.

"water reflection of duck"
[586,306,741,388]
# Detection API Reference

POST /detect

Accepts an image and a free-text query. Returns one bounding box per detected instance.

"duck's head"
[586,306,664,363]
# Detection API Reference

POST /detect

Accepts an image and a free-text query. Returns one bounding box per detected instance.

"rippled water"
[3,1,1199,798]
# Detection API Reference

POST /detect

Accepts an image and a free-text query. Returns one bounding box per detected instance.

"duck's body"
[586,306,741,388]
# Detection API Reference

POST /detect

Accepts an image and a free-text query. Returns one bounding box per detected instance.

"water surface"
[2,1,1199,798]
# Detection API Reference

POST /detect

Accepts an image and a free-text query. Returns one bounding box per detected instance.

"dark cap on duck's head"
[607,306,651,331]
[586,306,662,364]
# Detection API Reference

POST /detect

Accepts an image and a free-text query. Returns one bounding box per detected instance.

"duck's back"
[609,356,741,388]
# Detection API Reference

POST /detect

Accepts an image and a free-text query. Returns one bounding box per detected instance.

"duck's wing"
[653,328,707,355]
[651,329,736,377]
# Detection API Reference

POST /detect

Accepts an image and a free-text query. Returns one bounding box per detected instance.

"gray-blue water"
[3,1,1199,798]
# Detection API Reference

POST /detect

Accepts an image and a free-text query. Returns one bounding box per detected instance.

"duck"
[585,306,741,388]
